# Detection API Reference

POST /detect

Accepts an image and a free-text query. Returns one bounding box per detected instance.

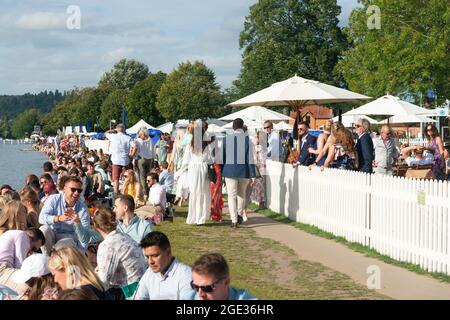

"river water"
[0,142,48,190]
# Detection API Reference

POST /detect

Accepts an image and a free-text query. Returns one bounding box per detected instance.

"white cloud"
[102,47,135,63]
[15,12,67,30]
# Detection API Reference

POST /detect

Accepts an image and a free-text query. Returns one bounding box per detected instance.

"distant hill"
[0,90,67,119]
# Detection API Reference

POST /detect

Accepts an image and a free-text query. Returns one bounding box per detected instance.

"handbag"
[207,164,217,184]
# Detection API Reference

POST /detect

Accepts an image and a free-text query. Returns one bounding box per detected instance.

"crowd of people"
[0,121,262,300]
[290,118,449,180]
[1,115,448,300]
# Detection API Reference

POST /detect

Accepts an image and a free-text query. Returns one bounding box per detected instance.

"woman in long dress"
[179,121,214,225]
[173,122,193,206]
[210,163,223,222]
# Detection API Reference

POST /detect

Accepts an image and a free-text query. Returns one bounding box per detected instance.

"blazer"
[297,134,317,166]
[356,133,374,173]
[221,131,256,179]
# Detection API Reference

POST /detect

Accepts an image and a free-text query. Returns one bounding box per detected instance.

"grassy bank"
[155,205,388,300]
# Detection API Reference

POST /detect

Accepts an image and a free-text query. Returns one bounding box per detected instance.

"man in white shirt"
[135,172,166,223]
[105,124,134,194]
[135,231,193,300]
[402,146,434,166]
[264,120,283,161]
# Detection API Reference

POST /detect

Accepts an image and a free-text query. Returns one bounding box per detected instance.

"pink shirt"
[0,230,30,268]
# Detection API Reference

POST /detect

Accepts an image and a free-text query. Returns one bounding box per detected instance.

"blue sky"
[0,0,360,95]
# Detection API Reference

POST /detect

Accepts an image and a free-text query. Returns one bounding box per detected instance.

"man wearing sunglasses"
[355,118,374,173]
[185,253,256,300]
[373,125,399,175]
[264,120,283,161]
[293,122,317,168]
[38,176,91,254]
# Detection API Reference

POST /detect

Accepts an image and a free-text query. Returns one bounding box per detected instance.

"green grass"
[248,203,450,284]
[155,204,388,300]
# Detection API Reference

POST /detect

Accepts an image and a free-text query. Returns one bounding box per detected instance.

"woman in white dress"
[179,121,215,225]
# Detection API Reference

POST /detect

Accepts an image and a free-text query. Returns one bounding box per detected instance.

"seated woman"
[122,169,140,205]
[48,245,108,300]
[0,200,28,236]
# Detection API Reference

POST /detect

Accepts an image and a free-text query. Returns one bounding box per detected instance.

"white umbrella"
[207,124,226,133]
[222,117,263,131]
[344,95,431,117]
[220,106,291,122]
[332,115,378,128]
[157,122,174,134]
[126,119,155,135]
[207,119,227,127]
[273,121,293,131]
[380,114,438,124]
[228,75,370,108]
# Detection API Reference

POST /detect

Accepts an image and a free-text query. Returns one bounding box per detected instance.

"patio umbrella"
[273,121,294,131]
[227,75,370,151]
[219,106,292,122]
[379,114,437,143]
[332,115,378,128]
[344,95,431,117]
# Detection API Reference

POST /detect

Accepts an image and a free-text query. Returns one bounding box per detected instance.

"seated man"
[114,195,153,244]
[401,145,433,166]
[136,173,166,223]
[185,253,257,300]
[38,176,91,254]
[0,229,45,294]
[158,161,174,196]
[134,231,193,300]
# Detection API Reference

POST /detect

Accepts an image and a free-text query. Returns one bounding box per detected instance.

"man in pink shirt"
[0,229,45,293]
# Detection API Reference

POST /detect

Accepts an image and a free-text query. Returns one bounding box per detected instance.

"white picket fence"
[265,160,450,274]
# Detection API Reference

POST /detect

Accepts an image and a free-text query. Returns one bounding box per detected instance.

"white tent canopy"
[157,122,174,134]
[380,114,438,124]
[332,115,378,128]
[126,119,155,135]
[220,106,292,122]
[206,124,226,134]
[228,75,371,108]
[344,95,431,117]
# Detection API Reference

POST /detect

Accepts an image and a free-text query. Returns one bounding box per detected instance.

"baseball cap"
[12,254,50,284]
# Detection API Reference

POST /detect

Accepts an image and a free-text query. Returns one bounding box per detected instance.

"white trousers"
[225,178,250,224]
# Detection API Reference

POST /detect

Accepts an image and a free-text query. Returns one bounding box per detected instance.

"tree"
[99,89,128,129]
[98,59,150,90]
[73,87,110,125]
[11,108,43,138]
[337,0,449,104]
[156,61,224,122]
[0,116,11,138]
[126,72,166,126]
[234,0,348,98]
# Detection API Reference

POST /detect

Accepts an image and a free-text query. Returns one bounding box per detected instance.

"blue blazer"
[356,133,374,173]
[297,134,317,166]
[221,132,256,179]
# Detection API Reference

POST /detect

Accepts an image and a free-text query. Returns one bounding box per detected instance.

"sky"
[0,0,360,95]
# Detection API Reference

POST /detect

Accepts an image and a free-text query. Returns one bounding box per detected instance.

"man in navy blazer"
[293,122,317,167]
[222,118,256,228]
[355,118,374,173]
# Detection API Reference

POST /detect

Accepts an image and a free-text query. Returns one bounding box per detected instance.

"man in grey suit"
[222,118,256,228]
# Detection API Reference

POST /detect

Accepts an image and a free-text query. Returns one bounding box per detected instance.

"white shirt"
[105,132,134,166]
[148,183,166,209]
[267,131,282,160]
[97,230,148,288]
[134,258,193,300]
[405,153,434,166]
[135,138,154,160]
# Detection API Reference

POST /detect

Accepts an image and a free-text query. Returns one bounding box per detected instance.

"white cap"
[12,254,50,284]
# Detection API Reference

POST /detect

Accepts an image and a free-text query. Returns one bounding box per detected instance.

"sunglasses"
[264,126,271,129]
[354,124,362,128]
[146,180,152,183]
[298,128,306,132]
[190,278,223,293]
[70,187,83,194]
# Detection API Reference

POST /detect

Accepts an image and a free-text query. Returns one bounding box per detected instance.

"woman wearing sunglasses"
[424,124,446,180]
[122,169,141,206]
